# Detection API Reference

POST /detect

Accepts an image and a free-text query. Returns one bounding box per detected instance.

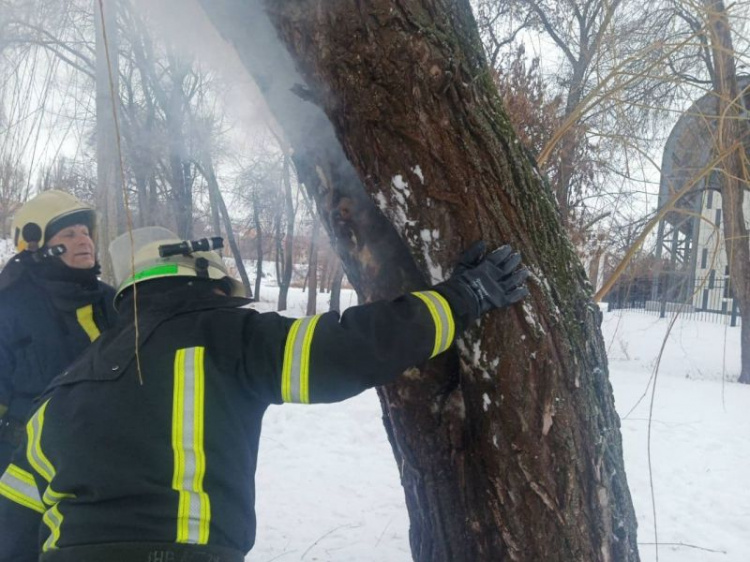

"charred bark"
[199,0,639,560]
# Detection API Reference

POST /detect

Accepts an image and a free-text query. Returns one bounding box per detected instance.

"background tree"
[0,0,260,288]
[476,0,681,270]
[700,0,750,383]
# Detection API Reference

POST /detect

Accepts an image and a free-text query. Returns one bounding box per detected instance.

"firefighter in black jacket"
[0,226,528,562]
[0,190,117,474]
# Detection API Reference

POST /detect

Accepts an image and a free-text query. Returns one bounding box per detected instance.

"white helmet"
[109,226,245,304]
[11,190,96,251]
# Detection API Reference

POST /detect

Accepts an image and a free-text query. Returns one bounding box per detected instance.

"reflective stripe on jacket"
[0,281,470,559]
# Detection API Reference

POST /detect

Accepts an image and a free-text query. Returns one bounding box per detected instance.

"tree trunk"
[588,246,606,292]
[277,153,295,311]
[199,1,639,560]
[329,260,344,313]
[306,217,320,316]
[252,188,263,302]
[200,159,253,299]
[207,175,223,235]
[319,254,330,293]
[94,0,124,283]
[704,0,750,383]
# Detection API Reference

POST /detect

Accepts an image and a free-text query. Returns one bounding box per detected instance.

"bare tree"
[701,0,750,383]
[0,155,26,236]
[277,152,296,310]
[305,216,319,315]
[477,0,679,266]
[196,156,252,298]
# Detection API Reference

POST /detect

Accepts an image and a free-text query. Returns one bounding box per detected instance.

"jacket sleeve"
[0,442,43,562]
[241,289,464,405]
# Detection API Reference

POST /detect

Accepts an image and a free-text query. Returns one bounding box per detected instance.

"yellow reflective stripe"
[412,291,456,358]
[172,349,186,538]
[281,320,303,402]
[26,401,54,483]
[42,504,63,551]
[430,291,455,350]
[281,315,322,404]
[75,304,101,342]
[43,486,74,506]
[192,347,210,544]
[22,400,73,550]
[172,347,211,544]
[0,464,44,513]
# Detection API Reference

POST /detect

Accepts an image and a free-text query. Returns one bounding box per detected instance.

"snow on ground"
[249,291,750,562]
[0,238,14,268]
[605,312,750,562]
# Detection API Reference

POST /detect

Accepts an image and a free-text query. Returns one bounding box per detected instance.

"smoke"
[129,0,274,138]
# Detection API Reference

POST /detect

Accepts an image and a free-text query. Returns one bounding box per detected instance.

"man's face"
[47,224,96,269]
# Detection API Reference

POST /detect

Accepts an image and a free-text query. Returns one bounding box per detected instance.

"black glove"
[451,241,530,316]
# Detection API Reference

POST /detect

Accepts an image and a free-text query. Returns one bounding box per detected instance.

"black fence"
[605,276,741,326]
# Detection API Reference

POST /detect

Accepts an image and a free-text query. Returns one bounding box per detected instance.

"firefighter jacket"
[0,279,475,562]
[0,256,117,472]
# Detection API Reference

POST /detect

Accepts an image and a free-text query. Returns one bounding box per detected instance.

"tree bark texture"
[199,1,639,560]
[704,0,750,384]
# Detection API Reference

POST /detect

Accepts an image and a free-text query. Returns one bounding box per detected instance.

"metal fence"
[605,276,741,326]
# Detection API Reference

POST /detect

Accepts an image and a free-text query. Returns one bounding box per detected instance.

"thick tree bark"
[199,1,639,560]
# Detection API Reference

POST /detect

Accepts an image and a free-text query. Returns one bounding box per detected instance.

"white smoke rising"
[129,0,273,137]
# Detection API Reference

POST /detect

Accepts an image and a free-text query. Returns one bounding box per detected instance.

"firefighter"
[0,190,117,474]
[0,226,528,562]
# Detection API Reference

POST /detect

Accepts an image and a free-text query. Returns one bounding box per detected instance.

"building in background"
[652,77,750,320]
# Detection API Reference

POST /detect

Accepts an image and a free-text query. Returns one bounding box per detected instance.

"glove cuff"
[432,279,481,334]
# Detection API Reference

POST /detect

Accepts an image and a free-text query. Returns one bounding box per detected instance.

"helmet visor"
[109,226,180,288]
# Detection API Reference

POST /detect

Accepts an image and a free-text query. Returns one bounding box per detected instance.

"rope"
[97,0,143,384]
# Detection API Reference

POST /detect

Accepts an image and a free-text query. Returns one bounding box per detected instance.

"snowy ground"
[250,289,750,562]
[0,239,13,268]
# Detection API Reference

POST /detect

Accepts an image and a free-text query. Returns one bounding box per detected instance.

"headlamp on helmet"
[109,227,245,307]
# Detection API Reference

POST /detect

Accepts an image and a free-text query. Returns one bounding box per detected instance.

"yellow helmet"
[109,226,245,305]
[11,190,95,252]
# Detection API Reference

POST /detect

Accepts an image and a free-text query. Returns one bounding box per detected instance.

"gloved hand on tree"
[435,241,529,326]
